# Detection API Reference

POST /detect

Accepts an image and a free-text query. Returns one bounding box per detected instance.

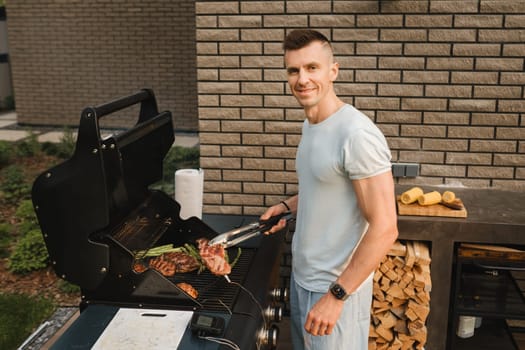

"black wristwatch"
[329,282,350,301]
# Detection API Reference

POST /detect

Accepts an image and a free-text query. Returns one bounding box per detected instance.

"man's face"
[284,41,339,109]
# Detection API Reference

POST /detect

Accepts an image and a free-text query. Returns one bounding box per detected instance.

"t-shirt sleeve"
[344,128,392,180]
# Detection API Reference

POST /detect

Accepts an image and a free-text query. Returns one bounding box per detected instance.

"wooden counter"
[396,186,525,350]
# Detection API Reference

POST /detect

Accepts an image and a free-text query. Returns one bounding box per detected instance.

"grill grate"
[167,248,255,312]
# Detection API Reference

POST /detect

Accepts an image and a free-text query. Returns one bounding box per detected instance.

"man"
[261,29,398,349]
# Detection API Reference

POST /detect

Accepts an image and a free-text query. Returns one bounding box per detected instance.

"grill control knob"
[270,287,289,302]
[265,306,283,322]
[257,325,279,349]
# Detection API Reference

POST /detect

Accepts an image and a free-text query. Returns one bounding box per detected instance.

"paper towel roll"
[174,168,204,219]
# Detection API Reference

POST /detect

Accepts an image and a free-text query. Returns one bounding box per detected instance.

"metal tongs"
[209,212,294,248]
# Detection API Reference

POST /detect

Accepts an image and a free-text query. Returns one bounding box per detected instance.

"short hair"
[283,29,332,51]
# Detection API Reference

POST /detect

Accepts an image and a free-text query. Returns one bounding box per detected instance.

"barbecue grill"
[31,89,286,349]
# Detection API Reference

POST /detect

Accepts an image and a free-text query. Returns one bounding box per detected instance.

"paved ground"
[0,111,199,148]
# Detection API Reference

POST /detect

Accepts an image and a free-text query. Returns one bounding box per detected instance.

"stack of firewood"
[368,240,432,350]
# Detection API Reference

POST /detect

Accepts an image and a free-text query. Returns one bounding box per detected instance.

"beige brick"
[223,194,263,206]
[221,120,263,132]
[221,95,262,107]
[197,16,218,28]
[196,2,239,14]
[199,82,239,94]
[470,140,517,153]
[494,154,525,166]
[337,70,355,82]
[200,156,241,169]
[264,42,285,55]
[286,0,332,13]
[219,15,261,27]
[242,108,284,120]
[401,125,446,138]
[196,29,239,41]
[356,43,403,55]
[454,15,503,28]
[453,44,501,57]
[496,127,525,140]
[378,84,423,97]
[377,124,399,137]
[355,97,400,110]
[447,153,492,165]
[243,158,284,170]
[242,82,283,94]
[399,150,444,163]
[381,0,429,13]
[220,69,262,81]
[476,58,524,71]
[427,57,474,70]
[425,85,471,98]
[517,168,525,179]
[404,43,451,56]
[265,95,299,108]
[387,137,422,150]
[223,169,263,181]
[222,145,263,157]
[203,205,242,215]
[265,121,302,134]
[506,15,525,28]
[199,95,219,106]
[333,1,379,13]
[379,57,425,69]
[449,99,496,112]
[199,107,240,119]
[198,56,239,68]
[472,113,519,126]
[429,29,477,42]
[405,14,452,27]
[200,145,221,157]
[243,182,284,194]
[242,133,284,145]
[199,120,221,132]
[264,15,307,27]
[492,180,525,191]
[240,2,284,14]
[474,86,521,99]
[199,132,240,144]
[265,146,297,159]
[310,15,355,28]
[481,0,525,13]
[468,166,514,179]
[451,72,498,84]
[430,0,478,13]
[421,164,466,177]
[402,98,448,111]
[205,181,242,193]
[377,111,421,124]
[355,70,400,83]
[203,193,223,204]
[498,100,525,113]
[520,141,525,153]
[449,126,495,139]
[265,171,298,184]
[357,15,403,27]
[241,29,284,41]
[220,42,261,55]
[422,139,469,151]
[403,71,449,83]
[333,29,378,41]
[336,83,376,96]
[332,43,356,56]
[500,72,525,85]
[197,68,219,80]
[423,112,470,125]
[502,44,525,57]
[337,56,377,69]
[381,29,427,42]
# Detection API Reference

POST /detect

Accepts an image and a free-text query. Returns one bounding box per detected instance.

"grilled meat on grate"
[196,238,231,276]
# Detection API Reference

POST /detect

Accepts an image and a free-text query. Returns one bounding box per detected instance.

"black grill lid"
[31,89,214,292]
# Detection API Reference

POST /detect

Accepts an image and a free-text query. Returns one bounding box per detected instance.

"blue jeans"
[290,273,373,350]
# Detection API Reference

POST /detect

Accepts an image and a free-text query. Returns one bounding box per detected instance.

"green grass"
[0,293,55,350]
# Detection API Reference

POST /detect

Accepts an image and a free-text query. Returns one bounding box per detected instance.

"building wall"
[6,0,198,131]
[0,6,12,106]
[196,0,525,215]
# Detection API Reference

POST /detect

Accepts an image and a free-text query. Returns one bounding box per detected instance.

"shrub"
[0,223,13,258]
[153,146,200,194]
[0,165,31,203]
[0,140,13,167]
[8,229,49,274]
[41,127,76,159]
[15,200,39,235]
[57,279,80,294]
[15,132,41,158]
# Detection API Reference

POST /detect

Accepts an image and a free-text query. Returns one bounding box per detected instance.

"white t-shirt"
[293,104,392,292]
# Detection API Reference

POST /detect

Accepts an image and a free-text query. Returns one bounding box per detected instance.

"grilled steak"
[149,256,176,277]
[148,251,200,276]
[177,282,198,299]
[196,238,231,275]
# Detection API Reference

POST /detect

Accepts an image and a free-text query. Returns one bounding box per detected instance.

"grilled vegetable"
[400,187,424,204]
[441,190,456,204]
[417,191,442,206]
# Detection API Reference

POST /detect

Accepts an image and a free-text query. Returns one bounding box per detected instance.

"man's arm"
[304,171,398,336]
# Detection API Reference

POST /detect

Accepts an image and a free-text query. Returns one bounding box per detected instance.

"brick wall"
[6,0,197,131]
[196,0,525,215]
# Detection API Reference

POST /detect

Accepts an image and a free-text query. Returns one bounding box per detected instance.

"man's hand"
[260,204,288,235]
[304,293,344,336]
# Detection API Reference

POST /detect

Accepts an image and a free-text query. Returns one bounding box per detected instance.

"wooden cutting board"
[397,198,468,218]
